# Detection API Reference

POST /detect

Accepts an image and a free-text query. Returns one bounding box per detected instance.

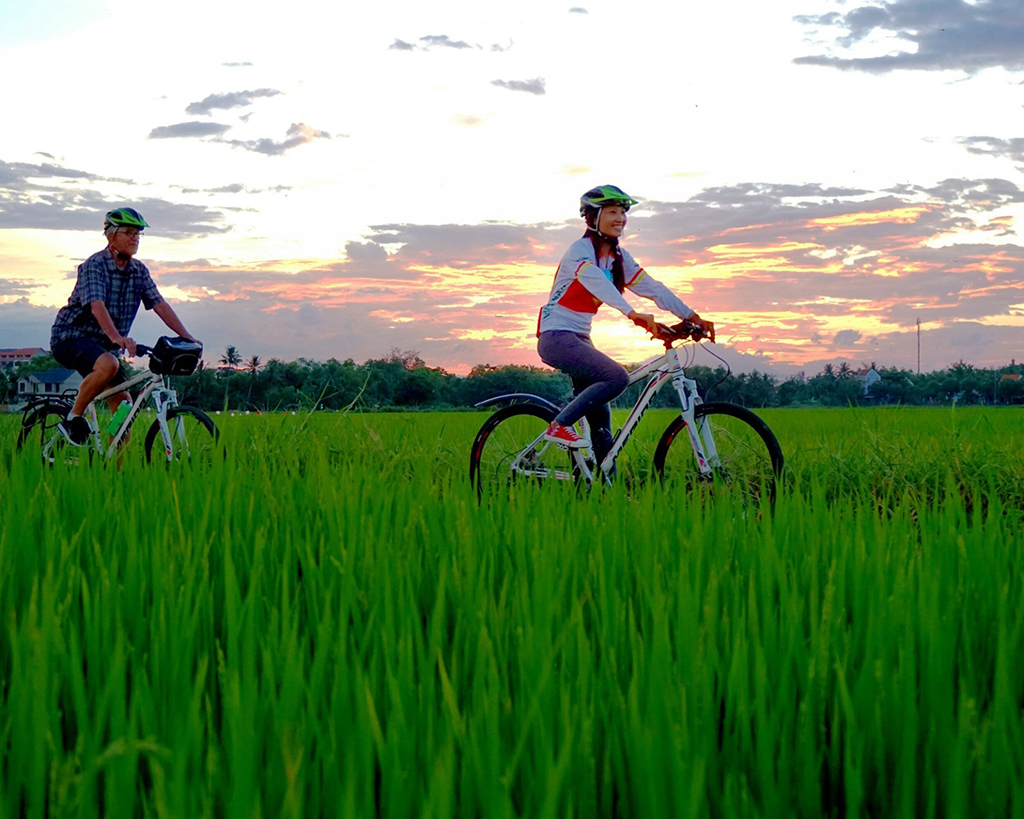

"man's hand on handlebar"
[112,334,138,357]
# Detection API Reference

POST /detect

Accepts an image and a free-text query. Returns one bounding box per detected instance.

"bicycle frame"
[495,339,723,487]
[41,367,181,462]
[571,343,719,485]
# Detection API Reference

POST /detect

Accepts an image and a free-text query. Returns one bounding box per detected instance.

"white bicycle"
[469,320,784,502]
[17,337,220,466]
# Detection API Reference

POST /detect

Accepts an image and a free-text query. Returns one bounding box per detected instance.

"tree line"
[3,346,1022,412]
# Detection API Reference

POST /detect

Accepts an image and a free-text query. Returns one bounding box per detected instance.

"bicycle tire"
[144,406,221,465]
[16,402,91,466]
[16,403,69,453]
[653,402,784,505]
[469,404,576,495]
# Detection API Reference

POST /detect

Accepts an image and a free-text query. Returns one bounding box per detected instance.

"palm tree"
[218,346,243,410]
[220,346,242,370]
[246,355,262,408]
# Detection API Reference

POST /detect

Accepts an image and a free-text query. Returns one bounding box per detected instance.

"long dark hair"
[584,229,625,292]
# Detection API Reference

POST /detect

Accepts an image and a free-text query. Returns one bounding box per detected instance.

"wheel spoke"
[145,407,221,466]
[470,405,575,495]
[655,403,783,506]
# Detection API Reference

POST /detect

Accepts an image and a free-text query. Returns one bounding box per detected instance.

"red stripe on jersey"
[557,279,601,313]
[626,267,647,287]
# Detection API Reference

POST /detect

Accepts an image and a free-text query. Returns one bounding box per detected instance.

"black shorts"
[52,337,128,385]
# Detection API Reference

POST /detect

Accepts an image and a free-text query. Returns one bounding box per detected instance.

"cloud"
[0,279,34,298]
[0,160,230,236]
[176,183,293,195]
[149,122,233,139]
[185,88,282,116]
[222,61,253,67]
[5,172,1023,373]
[957,136,1024,166]
[420,34,473,49]
[0,158,114,190]
[344,240,388,263]
[389,33,511,52]
[794,0,1024,73]
[223,123,333,156]
[490,78,546,95]
[569,7,588,13]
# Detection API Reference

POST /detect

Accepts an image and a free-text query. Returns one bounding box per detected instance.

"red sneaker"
[544,422,590,449]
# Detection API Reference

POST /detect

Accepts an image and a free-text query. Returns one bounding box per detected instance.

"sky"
[1,0,1022,375]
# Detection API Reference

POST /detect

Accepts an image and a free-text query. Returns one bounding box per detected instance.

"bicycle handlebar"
[652,319,709,345]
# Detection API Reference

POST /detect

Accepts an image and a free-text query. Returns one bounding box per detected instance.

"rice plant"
[1,407,1021,818]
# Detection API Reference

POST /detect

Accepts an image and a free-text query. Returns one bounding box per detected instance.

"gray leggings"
[537,331,629,457]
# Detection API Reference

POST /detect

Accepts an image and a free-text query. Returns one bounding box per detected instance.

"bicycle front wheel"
[144,406,221,466]
[469,404,576,495]
[653,402,783,505]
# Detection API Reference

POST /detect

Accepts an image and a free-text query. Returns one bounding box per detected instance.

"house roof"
[0,347,46,358]
[1002,373,1022,382]
[20,368,79,384]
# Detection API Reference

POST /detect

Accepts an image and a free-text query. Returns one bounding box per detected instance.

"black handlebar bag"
[150,337,203,376]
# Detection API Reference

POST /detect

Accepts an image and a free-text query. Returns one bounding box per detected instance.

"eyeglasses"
[117,227,144,238]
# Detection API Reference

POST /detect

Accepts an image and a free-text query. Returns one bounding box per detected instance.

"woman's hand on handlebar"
[689,313,715,343]
[628,311,657,334]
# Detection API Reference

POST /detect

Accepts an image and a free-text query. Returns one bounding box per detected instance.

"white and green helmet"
[104,207,150,232]
[579,185,638,229]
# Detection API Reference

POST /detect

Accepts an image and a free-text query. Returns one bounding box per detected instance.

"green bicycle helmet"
[580,184,638,234]
[579,185,638,217]
[104,207,150,232]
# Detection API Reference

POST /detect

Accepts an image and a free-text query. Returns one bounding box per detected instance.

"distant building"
[17,368,82,400]
[855,367,881,396]
[0,347,46,368]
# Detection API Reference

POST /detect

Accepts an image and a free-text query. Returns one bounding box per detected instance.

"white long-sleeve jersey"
[537,237,694,335]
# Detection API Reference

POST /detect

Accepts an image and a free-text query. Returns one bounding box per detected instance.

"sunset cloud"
[149,122,233,139]
[223,123,333,156]
[490,78,546,95]
[795,0,1024,73]
[3,171,1021,374]
[957,136,1024,167]
[185,88,282,116]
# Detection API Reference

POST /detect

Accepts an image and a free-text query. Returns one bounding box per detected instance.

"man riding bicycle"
[49,207,200,445]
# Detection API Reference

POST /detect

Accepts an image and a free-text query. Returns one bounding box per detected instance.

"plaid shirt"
[50,248,164,348]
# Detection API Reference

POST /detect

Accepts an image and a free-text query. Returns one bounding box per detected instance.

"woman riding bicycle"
[537,184,715,463]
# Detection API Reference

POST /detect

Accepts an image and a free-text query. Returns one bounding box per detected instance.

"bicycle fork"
[672,374,718,477]
[151,388,186,461]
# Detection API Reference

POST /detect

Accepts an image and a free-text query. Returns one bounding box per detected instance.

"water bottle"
[106,400,131,435]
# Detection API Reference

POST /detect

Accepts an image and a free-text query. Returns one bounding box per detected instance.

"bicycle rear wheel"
[653,402,783,505]
[469,404,576,495]
[144,406,221,466]
[17,404,68,453]
[16,402,90,466]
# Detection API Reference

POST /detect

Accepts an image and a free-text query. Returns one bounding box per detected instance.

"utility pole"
[917,317,921,375]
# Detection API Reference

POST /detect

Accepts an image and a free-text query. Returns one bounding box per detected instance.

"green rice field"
[1,406,1022,818]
